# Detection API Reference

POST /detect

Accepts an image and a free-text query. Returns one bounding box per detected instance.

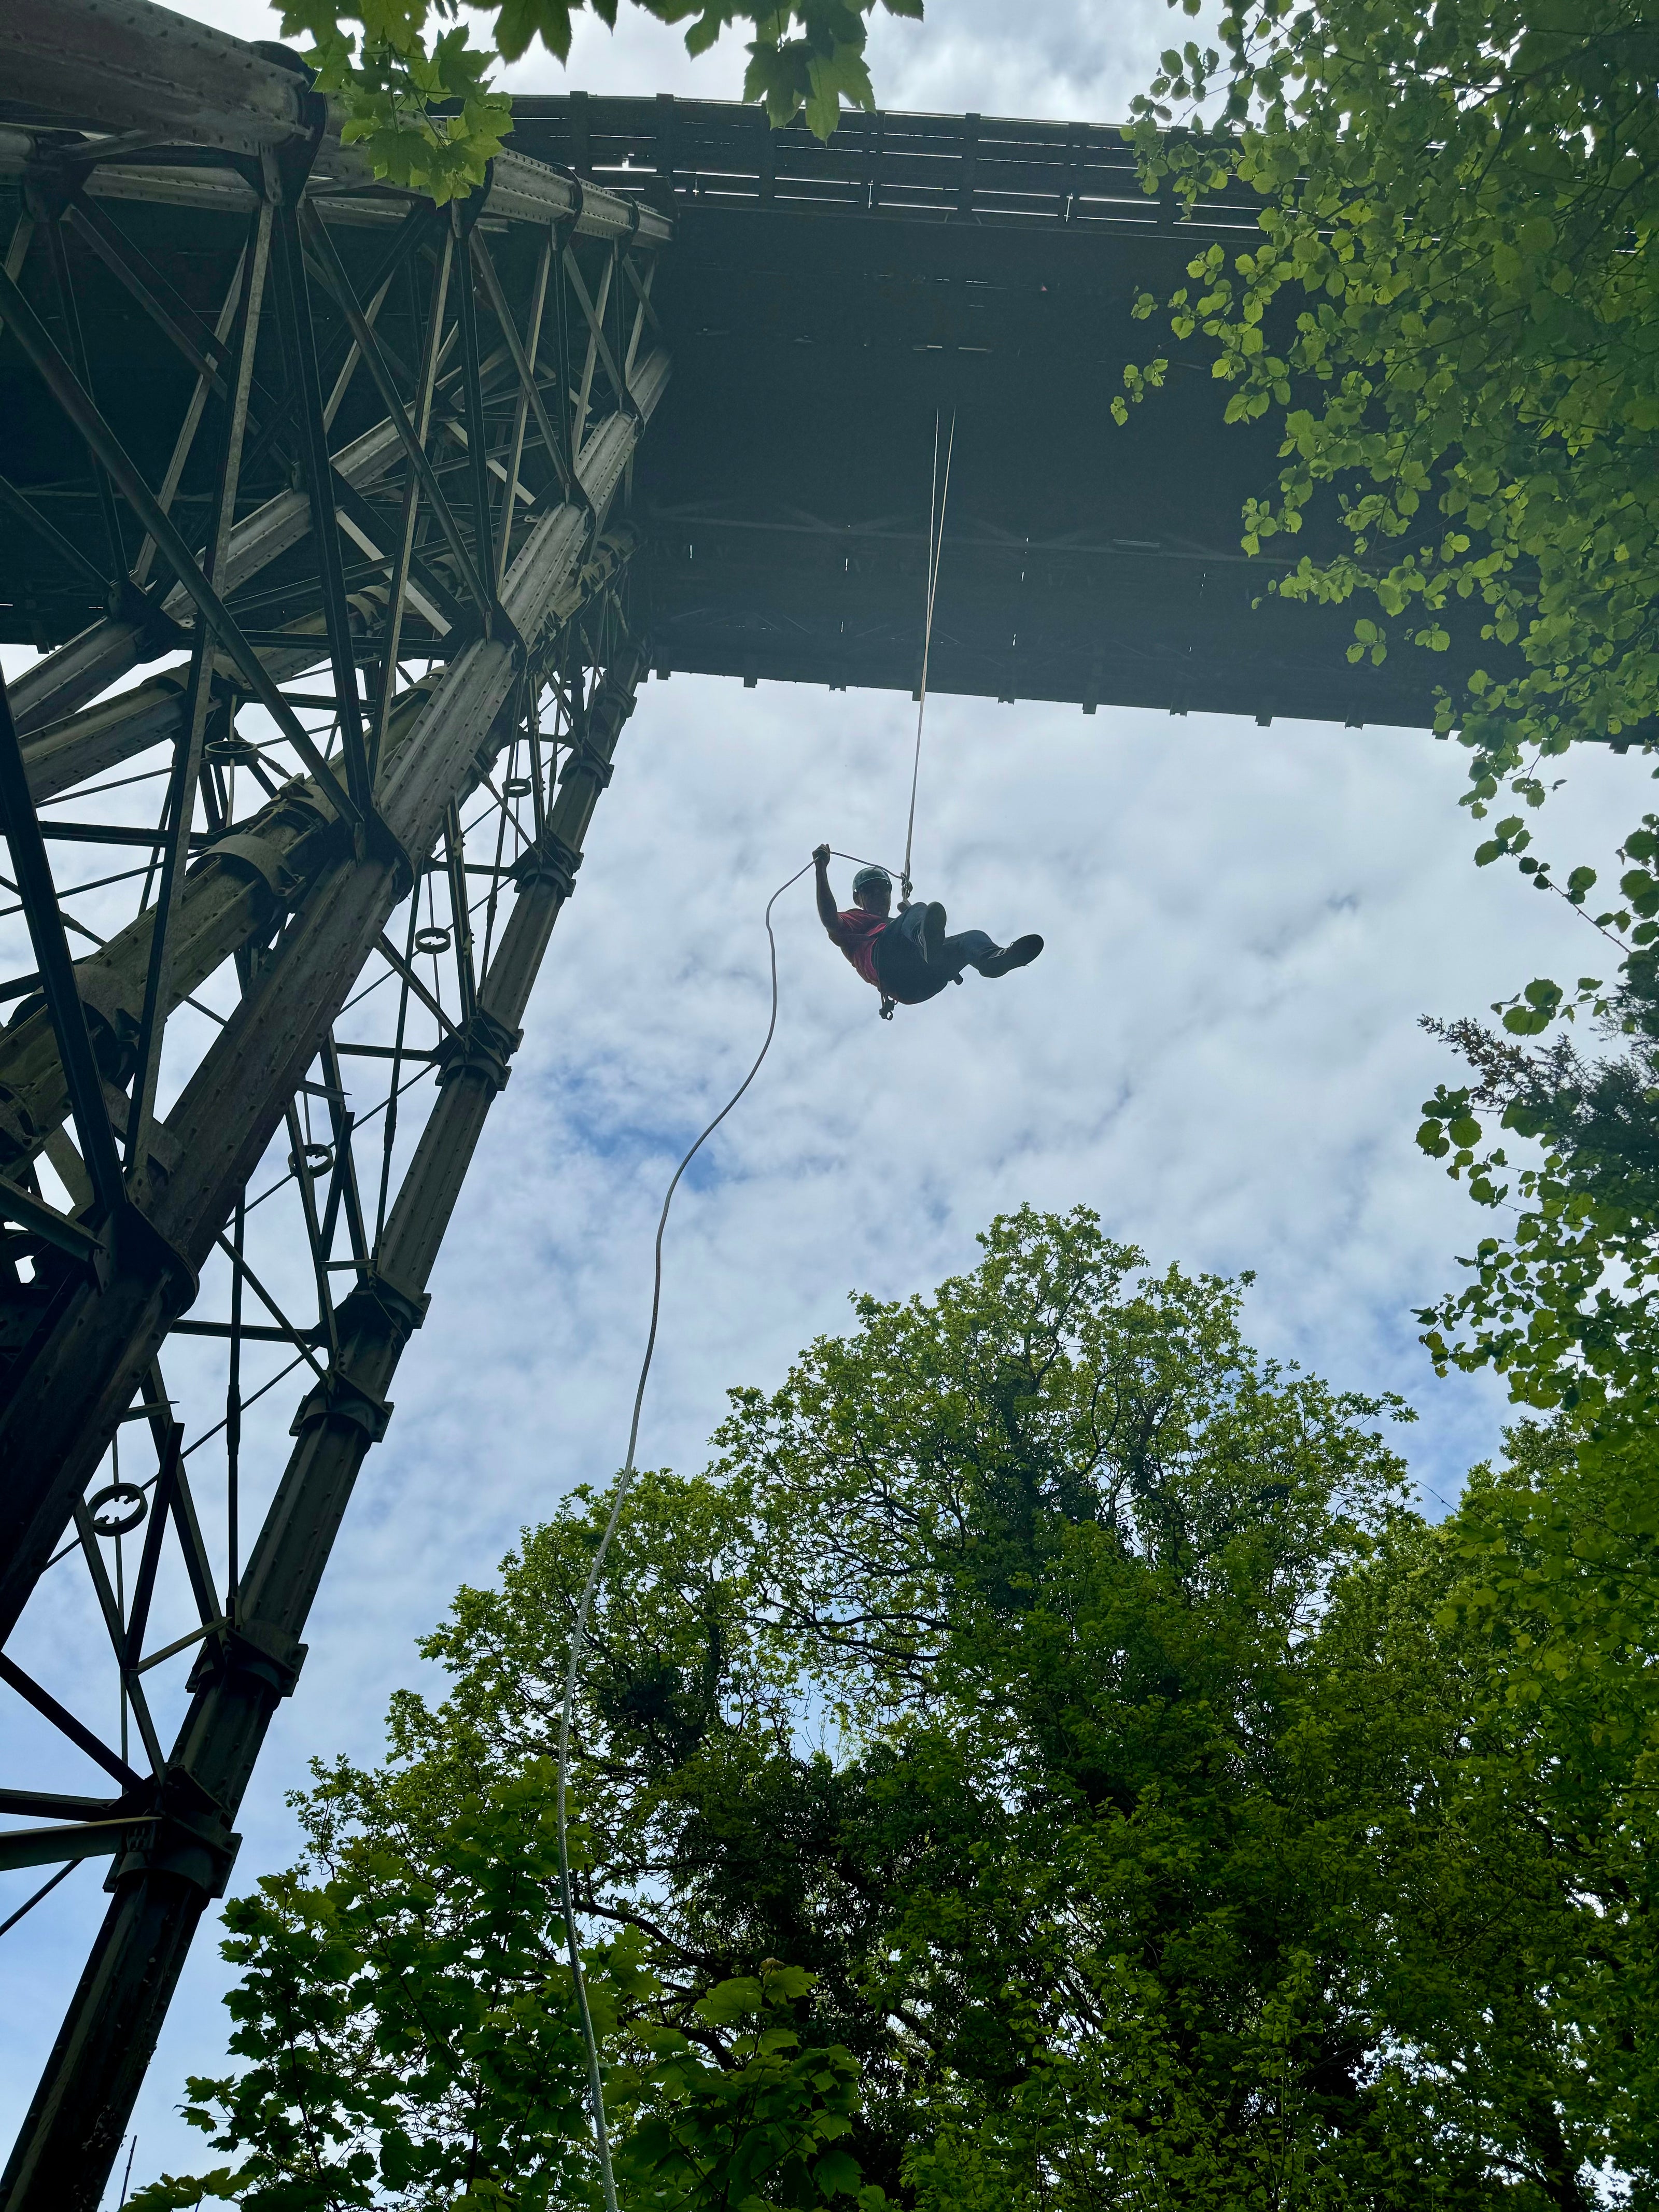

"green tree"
[148,1210,1657,2204]
[1405,990,1659,2186]
[1122,0,1659,1152]
[126,1764,881,2210]
[1120,18,1659,1872]
[303,1208,1637,2203]
[124,1765,616,2209]
[275,0,918,203]
[1123,0,1659,782]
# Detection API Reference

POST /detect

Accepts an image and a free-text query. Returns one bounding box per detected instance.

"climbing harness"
[883,411,955,1021]
[555,844,892,2207]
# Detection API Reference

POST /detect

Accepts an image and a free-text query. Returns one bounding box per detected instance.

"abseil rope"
[555,847,894,2208]
[899,409,956,909]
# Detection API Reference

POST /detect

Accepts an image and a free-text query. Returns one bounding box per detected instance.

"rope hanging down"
[899,409,955,911]
[556,381,960,2205]
[554,847,894,2210]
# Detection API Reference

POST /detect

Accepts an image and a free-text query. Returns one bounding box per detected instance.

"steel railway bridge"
[0,4,1474,2204]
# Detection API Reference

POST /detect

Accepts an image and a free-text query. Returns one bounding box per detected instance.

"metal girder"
[1,0,667,248]
[0,261,360,827]
[0,1173,104,1269]
[0,1819,153,1876]
[2,206,652,743]
[121,187,273,1174]
[3,637,651,2212]
[0,12,674,2199]
[269,179,376,825]
[0,1655,143,1795]
[0,675,123,1219]
[0,469,116,600]
[1,338,668,1637]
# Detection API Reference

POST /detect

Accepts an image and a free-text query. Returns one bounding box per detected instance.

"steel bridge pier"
[0,5,670,2203]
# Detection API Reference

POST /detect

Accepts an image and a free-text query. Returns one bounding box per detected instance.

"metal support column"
[0,19,674,2202]
[1,647,648,2211]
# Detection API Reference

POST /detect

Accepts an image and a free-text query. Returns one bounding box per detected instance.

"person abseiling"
[813,844,1043,1009]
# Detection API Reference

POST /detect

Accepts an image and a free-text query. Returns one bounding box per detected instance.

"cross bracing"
[3,64,1509,732]
[0,8,670,2202]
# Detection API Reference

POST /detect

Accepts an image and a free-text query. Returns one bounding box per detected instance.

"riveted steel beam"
[1,17,674,2190]
[1,641,648,2210]
[7,212,666,744]
[0,1,669,236]
[0,349,666,1644]
[0,673,123,1219]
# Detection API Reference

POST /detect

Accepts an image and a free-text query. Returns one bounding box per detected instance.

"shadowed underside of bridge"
[517,97,1469,728]
[0,87,1487,731]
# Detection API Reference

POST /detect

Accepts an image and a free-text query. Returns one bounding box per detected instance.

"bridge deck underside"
[0,93,1488,730]
[507,97,1488,732]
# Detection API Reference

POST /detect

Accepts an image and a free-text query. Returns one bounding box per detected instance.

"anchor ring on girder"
[88,1482,147,1537]
[414,926,452,954]
[503,776,533,798]
[288,1142,333,1179]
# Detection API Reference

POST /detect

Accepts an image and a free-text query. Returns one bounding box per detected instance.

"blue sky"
[1,0,1649,2197]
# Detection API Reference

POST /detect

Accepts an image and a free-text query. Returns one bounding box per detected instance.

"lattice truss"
[0,57,671,2200]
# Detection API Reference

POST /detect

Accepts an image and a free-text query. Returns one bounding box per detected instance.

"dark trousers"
[874,908,998,1005]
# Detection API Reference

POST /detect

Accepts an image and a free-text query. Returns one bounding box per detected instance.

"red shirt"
[825,907,888,990]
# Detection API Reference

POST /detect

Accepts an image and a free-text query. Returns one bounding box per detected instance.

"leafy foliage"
[1415,963,1659,1407]
[276,0,921,200]
[284,0,513,204]
[1121,0,1659,798]
[1119,0,1659,1188]
[138,1211,1659,2203]
[125,1766,880,2210]
[1116,7,1659,1785]
[1398,984,1659,2207]
[613,1965,887,2210]
[165,1207,1653,2205]
[124,1766,620,2209]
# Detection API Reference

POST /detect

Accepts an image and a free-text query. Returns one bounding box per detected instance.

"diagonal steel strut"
[0,346,669,1652]
[1,642,650,2212]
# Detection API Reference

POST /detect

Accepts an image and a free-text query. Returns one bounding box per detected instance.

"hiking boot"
[920,901,948,965]
[977,934,1044,979]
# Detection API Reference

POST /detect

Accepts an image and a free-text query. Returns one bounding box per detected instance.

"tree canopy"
[135,1209,1659,2208]
[1122,0,1659,1577]
[1124,0,1659,781]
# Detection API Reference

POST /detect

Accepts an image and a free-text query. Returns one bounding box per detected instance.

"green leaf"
[814,2145,865,2195]
[695,1975,766,2025]
[494,0,573,62]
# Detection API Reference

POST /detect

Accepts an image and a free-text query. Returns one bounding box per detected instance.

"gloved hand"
[812,843,831,867]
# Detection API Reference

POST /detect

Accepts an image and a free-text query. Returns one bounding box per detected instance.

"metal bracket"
[0,1175,111,1283]
[185,1617,307,1703]
[105,1767,242,1900]
[288,1364,393,1443]
[432,1007,521,1095]
[333,1266,430,1348]
[558,741,614,792]
[207,783,342,905]
[510,831,583,901]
